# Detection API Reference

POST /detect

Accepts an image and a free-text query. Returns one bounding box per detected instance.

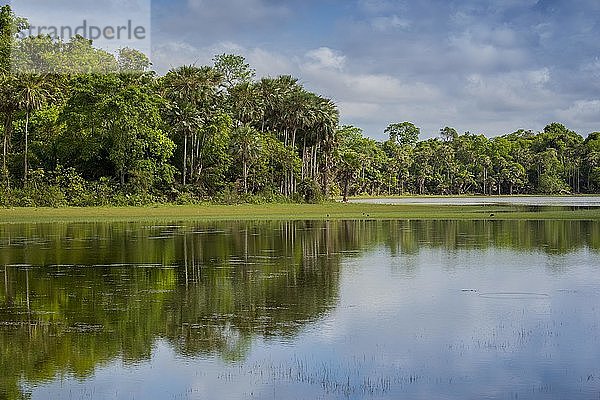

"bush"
[537,173,570,194]
[297,179,324,203]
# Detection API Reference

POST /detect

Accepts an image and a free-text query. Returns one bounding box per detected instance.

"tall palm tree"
[314,97,339,196]
[15,73,50,184]
[256,77,280,133]
[161,65,223,185]
[229,82,262,126]
[162,66,205,186]
[0,73,17,184]
[231,124,261,194]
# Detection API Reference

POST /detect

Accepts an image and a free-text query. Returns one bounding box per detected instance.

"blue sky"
[12,0,600,139]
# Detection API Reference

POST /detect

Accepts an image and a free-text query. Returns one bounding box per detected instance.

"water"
[1,219,600,399]
[349,196,600,206]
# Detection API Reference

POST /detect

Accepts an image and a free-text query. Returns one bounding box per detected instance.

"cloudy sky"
[13,0,600,139]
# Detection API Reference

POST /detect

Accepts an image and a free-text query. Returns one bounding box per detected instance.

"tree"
[385,122,420,147]
[161,65,223,185]
[14,35,118,74]
[213,54,255,90]
[15,73,51,184]
[118,47,151,73]
[0,4,28,74]
[440,126,458,142]
[231,125,262,194]
[584,132,600,191]
[0,73,16,183]
[60,74,175,189]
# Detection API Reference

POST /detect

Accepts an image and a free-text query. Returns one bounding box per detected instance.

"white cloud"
[301,48,440,104]
[447,32,528,71]
[305,47,346,71]
[337,101,381,120]
[465,68,553,112]
[581,58,600,79]
[14,0,151,55]
[371,15,411,31]
[151,40,295,77]
[558,100,600,124]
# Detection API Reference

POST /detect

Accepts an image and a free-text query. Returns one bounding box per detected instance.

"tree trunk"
[190,135,195,183]
[243,159,248,194]
[182,133,187,185]
[2,113,10,176]
[2,117,8,186]
[343,176,349,202]
[483,168,487,195]
[24,111,29,185]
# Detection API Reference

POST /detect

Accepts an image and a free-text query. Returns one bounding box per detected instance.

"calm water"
[1,219,600,399]
[350,196,600,206]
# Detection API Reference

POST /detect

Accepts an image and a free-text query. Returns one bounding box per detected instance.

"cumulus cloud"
[151,40,295,76]
[146,0,600,137]
[447,32,528,72]
[305,47,346,70]
[465,68,552,112]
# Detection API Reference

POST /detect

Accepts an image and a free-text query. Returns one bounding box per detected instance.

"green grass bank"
[0,203,598,223]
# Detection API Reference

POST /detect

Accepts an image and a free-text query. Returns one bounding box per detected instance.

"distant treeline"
[1,5,599,207]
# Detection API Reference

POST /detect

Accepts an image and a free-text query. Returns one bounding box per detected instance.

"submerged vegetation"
[0,5,600,207]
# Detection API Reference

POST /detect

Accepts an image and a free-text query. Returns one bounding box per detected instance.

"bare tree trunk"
[243,159,248,194]
[483,168,487,195]
[190,135,195,183]
[2,113,10,178]
[343,177,349,202]
[182,133,187,185]
[24,111,29,185]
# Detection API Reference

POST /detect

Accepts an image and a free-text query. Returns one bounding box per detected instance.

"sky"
[11,0,600,139]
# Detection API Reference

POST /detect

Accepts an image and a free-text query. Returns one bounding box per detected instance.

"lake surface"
[1,219,600,399]
[350,196,600,207]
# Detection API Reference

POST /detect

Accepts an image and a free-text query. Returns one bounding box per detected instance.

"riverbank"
[0,203,598,223]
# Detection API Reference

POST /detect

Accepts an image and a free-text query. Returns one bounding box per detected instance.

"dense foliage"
[1,5,599,206]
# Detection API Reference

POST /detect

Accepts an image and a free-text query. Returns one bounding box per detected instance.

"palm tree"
[161,65,223,185]
[0,73,17,185]
[311,96,339,196]
[231,124,261,194]
[229,82,262,126]
[14,73,50,184]
[162,66,205,185]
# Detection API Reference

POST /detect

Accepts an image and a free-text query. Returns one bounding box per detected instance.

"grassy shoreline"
[0,203,598,223]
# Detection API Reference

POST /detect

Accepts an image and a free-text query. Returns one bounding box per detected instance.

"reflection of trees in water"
[0,219,599,398]
[0,221,345,399]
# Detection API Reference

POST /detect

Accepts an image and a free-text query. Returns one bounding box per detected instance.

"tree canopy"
[1,5,599,206]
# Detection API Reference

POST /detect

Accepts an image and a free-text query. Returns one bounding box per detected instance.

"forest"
[1,5,600,207]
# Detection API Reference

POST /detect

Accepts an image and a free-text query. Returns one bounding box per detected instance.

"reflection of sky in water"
[25,246,600,399]
[351,196,600,206]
